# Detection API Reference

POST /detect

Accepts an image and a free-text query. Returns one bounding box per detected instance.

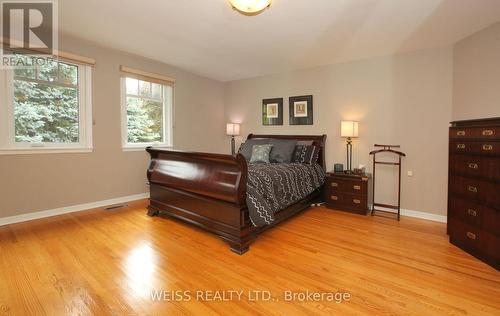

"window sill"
[122,145,173,152]
[0,147,94,155]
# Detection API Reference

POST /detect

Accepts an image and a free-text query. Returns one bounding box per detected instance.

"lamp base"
[231,136,236,156]
[345,138,353,173]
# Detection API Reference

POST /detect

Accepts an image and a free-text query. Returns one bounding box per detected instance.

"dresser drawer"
[327,178,367,195]
[449,196,499,235]
[327,192,368,213]
[449,155,500,180]
[450,141,500,156]
[448,218,500,262]
[449,176,500,209]
[450,126,500,140]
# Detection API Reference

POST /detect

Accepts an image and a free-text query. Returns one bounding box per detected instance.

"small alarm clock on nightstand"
[334,163,344,173]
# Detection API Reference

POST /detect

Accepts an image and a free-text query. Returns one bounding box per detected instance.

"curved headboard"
[247,134,327,170]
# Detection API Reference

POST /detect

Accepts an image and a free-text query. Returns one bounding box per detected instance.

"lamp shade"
[341,121,359,138]
[226,123,240,136]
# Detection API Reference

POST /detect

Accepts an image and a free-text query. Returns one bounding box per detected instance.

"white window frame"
[0,61,93,155]
[120,76,173,151]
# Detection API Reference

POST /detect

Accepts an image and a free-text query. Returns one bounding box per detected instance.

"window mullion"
[166,86,173,146]
[6,70,16,148]
[163,86,167,145]
[125,94,163,103]
[121,77,128,148]
[78,64,85,147]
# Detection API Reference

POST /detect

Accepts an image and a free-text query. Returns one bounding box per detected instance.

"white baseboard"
[0,193,149,227]
[0,193,447,227]
[374,206,447,223]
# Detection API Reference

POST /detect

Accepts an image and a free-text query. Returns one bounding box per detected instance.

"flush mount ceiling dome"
[229,0,271,15]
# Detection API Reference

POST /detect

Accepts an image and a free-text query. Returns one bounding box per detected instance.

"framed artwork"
[262,98,283,125]
[289,95,313,125]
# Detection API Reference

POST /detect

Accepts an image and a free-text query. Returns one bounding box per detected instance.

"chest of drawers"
[448,117,500,270]
[324,173,372,215]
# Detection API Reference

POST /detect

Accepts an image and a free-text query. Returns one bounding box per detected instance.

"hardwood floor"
[0,200,498,316]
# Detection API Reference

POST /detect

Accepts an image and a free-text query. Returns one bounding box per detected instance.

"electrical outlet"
[407,171,413,177]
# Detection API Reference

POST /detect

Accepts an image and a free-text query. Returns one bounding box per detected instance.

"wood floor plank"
[0,200,498,316]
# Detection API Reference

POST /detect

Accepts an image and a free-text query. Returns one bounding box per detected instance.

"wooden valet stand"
[369,144,406,220]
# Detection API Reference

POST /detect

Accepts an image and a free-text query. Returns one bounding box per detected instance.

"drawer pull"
[482,129,494,136]
[468,163,478,169]
[466,232,476,240]
[482,144,493,151]
[467,185,478,193]
[353,185,361,190]
[330,195,338,201]
[331,182,338,187]
[467,209,477,217]
[353,199,361,204]
[456,144,466,149]
[456,130,466,136]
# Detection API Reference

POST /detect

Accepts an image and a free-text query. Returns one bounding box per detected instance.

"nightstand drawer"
[327,178,367,194]
[327,193,368,211]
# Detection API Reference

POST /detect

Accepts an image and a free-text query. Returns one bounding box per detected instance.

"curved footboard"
[146,148,254,254]
[146,148,248,204]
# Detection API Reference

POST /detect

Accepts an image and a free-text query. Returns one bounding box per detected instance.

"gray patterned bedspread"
[246,163,325,227]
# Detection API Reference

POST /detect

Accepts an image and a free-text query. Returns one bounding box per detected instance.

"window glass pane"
[138,80,151,97]
[13,72,80,143]
[59,62,78,86]
[38,60,58,82]
[126,96,163,143]
[126,78,138,95]
[151,83,162,99]
[14,67,36,79]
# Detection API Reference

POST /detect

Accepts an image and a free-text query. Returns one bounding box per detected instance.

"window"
[120,74,173,150]
[0,56,93,154]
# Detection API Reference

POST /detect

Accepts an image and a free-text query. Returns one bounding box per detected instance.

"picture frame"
[289,95,313,125]
[262,98,283,125]
[293,101,308,117]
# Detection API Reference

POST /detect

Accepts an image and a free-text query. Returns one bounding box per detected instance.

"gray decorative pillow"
[292,145,320,164]
[269,139,297,163]
[239,139,270,161]
[296,140,314,146]
[250,144,273,164]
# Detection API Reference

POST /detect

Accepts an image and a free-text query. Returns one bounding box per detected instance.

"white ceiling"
[59,0,500,82]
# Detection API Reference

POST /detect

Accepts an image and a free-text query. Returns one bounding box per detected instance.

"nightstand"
[324,172,373,215]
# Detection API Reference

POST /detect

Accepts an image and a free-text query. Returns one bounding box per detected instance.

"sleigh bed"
[146,134,327,254]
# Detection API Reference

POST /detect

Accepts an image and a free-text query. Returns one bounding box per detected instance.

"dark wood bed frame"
[146,134,327,254]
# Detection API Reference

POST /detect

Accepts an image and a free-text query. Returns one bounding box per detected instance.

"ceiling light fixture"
[229,0,271,15]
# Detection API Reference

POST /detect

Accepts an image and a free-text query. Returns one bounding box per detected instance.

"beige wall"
[0,35,226,218]
[453,21,500,120]
[4,20,500,220]
[225,47,453,216]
